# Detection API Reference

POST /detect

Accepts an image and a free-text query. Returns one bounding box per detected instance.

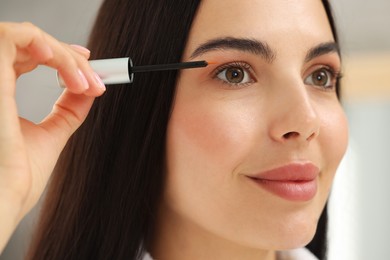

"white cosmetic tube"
[57,57,134,87]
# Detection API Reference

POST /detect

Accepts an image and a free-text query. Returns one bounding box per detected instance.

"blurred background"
[0,0,389,259]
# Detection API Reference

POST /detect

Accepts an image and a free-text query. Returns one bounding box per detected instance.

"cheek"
[167,98,260,175]
[322,105,349,169]
[318,104,349,196]
[164,90,265,235]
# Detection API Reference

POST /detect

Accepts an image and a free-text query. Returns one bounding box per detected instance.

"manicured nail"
[78,69,89,90]
[71,44,91,55]
[94,72,106,91]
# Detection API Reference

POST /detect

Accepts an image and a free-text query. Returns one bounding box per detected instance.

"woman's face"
[163,0,348,252]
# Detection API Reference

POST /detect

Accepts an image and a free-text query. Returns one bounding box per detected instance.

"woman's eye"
[304,68,335,89]
[215,64,253,85]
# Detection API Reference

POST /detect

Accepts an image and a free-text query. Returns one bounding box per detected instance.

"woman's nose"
[267,83,321,144]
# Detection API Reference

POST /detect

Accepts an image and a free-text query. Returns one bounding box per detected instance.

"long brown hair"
[27,1,340,259]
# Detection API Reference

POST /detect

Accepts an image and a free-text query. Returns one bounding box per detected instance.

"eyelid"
[314,65,342,81]
[305,54,342,75]
[212,61,253,74]
[211,61,257,84]
[304,65,343,90]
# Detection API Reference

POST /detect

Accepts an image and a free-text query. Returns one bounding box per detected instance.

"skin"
[151,0,348,259]
[0,22,105,252]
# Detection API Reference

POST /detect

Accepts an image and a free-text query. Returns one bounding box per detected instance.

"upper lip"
[247,162,320,182]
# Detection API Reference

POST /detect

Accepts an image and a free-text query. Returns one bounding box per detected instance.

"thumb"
[17,90,95,217]
[39,89,95,151]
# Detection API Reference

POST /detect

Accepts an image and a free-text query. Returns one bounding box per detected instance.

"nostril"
[283,132,299,139]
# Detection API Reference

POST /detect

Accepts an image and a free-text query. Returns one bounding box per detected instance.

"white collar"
[277,248,319,260]
[142,248,318,260]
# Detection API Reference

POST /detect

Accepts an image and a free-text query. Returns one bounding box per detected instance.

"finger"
[41,34,90,94]
[17,90,94,217]
[3,22,105,96]
[14,60,38,77]
[3,23,98,95]
[83,72,106,97]
[1,22,53,63]
[8,23,105,96]
[65,44,106,96]
[0,36,17,98]
[69,44,91,59]
[0,38,21,136]
[39,89,95,150]
[0,22,88,93]
[44,36,106,96]
[12,49,38,76]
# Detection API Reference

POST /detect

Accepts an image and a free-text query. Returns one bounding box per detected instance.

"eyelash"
[303,64,342,91]
[211,61,342,90]
[212,61,255,87]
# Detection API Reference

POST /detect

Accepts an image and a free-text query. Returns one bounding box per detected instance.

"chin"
[239,210,320,251]
[232,222,317,253]
[277,229,316,251]
[271,215,319,250]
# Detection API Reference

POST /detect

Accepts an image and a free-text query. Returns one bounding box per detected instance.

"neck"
[148,205,276,260]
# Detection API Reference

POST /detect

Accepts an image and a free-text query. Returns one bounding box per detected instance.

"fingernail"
[94,72,106,91]
[78,69,89,90]
[71,44,91,54]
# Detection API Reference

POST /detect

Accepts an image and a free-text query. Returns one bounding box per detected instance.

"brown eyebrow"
[190,37,340,64]
[305,42,340,62]
[189,37,276,63]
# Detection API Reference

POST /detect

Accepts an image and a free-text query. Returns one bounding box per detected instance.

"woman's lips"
[246,163,319,202]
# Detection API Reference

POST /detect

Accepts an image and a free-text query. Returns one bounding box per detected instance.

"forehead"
[183,0,334,58]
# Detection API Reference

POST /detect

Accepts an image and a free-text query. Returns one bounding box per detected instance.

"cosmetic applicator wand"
[57,57,215,87]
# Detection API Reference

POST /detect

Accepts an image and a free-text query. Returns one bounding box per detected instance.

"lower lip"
[248,177,318,202]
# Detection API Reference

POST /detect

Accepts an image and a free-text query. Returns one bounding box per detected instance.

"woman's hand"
[0,22,105,252]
